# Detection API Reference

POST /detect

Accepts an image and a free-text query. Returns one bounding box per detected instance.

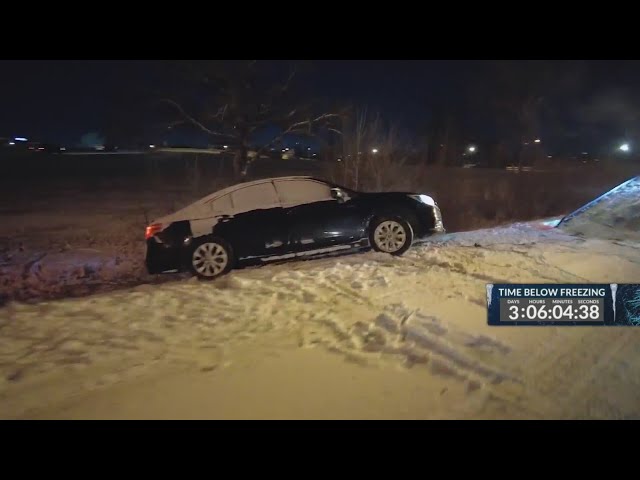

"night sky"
[2,60,640,154]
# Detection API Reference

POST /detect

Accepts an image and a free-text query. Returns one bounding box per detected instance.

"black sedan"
[145,176,445,279]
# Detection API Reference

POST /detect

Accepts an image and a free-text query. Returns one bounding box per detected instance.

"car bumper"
[413,204,445,238]
[145,238,183,274]
[432,205,445,232]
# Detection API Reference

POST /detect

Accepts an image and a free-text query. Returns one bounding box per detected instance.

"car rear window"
[210,194,232,213]
[275,180,332,205]
[231,182,280,213]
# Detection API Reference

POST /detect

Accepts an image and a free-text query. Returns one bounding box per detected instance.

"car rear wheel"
[189,236,234,280]
[369,216,413,256]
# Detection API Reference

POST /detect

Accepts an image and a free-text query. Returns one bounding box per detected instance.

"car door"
[274,179,364,251]
[212,181,288,259]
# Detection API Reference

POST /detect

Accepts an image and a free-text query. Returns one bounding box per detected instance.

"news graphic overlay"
[486,284,640,326]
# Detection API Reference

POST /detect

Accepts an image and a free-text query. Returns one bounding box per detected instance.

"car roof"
[153,176,338,225]
[196,176,323,205]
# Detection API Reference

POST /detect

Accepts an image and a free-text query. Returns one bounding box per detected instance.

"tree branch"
[286,113,343,132]
[162,99,237,139]
[250,113,344,161]
[281,66,297,94]
[208,104,228,122]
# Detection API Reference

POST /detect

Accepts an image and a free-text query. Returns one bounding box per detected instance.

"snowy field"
[1,171,639,419]
[1,221,640,419]
[0,186,197,304]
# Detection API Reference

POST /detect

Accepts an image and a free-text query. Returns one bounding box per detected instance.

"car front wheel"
[188,236,234,280]
[369,216,414,256]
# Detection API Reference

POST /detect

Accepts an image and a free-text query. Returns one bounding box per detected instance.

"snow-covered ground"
[559,176,640,241]
[0,187,197,304]
[2,219,640,419]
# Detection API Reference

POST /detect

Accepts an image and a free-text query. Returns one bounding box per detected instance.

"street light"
[223,145,228,149]
[534,139,541,143]
[372,148,378,154]
[468,145,476,153]
[619,143,630,152]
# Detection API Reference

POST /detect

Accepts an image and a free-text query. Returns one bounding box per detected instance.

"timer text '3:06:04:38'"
[508,303,600,320]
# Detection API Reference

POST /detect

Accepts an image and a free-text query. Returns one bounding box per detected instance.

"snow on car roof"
[152,176,330,225]
[195,176,316,205]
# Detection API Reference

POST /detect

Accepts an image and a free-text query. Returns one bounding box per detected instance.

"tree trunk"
[192,154,200,193]
[233,145,247,181]
[516,141,524,173]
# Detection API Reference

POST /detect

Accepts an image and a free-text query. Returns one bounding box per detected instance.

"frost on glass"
[275,180,332,205]
[210,194,233,213]
[231,183,280,213]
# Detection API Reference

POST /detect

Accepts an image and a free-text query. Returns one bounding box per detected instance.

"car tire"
[188,236,235,280]
[369,216,414,256]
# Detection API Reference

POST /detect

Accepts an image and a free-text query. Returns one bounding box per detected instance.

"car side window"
[274,180,333,206]
[209,194,232,214]
[231,182,280,213]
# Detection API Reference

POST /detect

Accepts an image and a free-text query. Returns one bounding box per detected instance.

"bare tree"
[329,108,410,191]
[161,61,343,180]
[365,126,409,190]
[423,105,462,167]
[334,107,375,190]
[481,60,587,171]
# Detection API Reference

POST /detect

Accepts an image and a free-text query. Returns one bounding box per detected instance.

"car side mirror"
[331,187,346,203]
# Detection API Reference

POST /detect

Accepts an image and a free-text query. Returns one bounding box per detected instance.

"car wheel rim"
[192,242,228,277]
[373,221,407,253]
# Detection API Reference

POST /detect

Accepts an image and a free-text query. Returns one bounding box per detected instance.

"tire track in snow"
[2,224,640,418]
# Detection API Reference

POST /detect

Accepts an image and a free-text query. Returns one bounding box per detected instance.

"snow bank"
[558,176,640,241]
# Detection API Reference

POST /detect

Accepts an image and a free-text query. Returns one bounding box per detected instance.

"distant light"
[307,147,311,150]
[223,145,228,149]
[282,149,286,152]
[149,144,155,148]
[337,158,342,162]
[582,152,588,155]
[547,155,552,158]
[619,143,630,152]
[15,137,27,142]
[60,147,66,151]
[372,148,378,154]
[38,147,44,150]
[312,153,317,157]
[468,145,476,153]
[534,139,541,143]
[523,142,529,146]
[8,141,15,146]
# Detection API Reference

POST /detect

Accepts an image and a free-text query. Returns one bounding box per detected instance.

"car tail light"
[145,223,163,240]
